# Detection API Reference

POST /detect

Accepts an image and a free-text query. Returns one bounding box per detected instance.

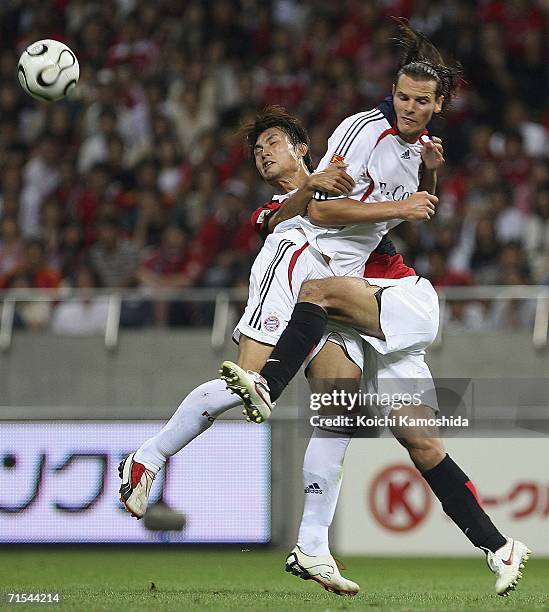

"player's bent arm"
[267,164,355,232]
[309,191,437,225]
[308,198,400,226]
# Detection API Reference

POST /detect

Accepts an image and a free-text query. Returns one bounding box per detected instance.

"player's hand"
[306,163,355,196]
[421,136,445,170]
[400,191,438,220]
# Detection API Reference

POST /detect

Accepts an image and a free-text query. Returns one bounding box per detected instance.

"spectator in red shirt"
[21,237,61,289]
[497,130,531,189]
[191,182,259,287]
[74,163,112,243]
[428,247,474,288]
[0,236,61,328]
[139,224,201,326]
[140,224,200,289]
[259,53,306,109]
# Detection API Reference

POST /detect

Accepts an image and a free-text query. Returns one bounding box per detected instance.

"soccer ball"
[18,39,79,102]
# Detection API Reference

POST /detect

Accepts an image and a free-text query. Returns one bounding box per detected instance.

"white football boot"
[486,537,531,596]
[285,545,360,596]
[220,361,274,423]
[118,452,156,519]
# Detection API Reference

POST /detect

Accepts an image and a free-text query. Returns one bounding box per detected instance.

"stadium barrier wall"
[2,331,548,411]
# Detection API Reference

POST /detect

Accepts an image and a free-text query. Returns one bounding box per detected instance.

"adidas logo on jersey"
[400,149,411,160]
[304,482,323,494]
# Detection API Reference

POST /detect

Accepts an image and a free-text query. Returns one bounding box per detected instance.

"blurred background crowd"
[0,0,547,332]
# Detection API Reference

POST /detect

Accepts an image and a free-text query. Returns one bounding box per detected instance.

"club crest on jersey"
[263,314,280,332]
[330,153,345,164]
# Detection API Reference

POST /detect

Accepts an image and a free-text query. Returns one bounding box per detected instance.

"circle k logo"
[368,464,431,532]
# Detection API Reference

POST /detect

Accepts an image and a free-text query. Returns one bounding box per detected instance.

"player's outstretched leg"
[118,379,242,517]
[285,546,359,596]
[226,279,382,415]
[220,300,331,421]
[486,538,531,596]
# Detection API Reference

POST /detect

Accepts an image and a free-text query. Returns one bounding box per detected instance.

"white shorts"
[363,343,439,416]
[361,276,439,355]
[308,276,439,413]
[361,276,439,415]
[233,228,332,346]
[235,255,439,412]
[307,276,439,376]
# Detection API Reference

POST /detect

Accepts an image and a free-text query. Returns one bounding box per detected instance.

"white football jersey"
[278,98,430,277]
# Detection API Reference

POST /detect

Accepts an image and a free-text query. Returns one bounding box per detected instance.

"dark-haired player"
[222,20,530,597]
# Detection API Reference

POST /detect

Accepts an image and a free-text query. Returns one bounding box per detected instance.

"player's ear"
[392,83,396,95]
[295,142,308,160]
[434,95,444,114]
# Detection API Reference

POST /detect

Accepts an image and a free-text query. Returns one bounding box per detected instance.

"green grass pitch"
[1,549,547,611]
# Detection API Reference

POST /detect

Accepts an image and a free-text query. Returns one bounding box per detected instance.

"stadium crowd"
[0,0,547,331]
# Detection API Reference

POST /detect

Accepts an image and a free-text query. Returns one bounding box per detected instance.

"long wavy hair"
[392,17,463,106]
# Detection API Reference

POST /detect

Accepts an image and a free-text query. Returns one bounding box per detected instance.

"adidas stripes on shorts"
[233,228,333,347]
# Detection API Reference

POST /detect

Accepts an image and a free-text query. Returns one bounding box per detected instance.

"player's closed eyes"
[255,140,279,154]
[398,94,429,105]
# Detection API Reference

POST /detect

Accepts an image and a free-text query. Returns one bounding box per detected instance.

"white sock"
[297,428,352,556]
[134,379,241,473]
